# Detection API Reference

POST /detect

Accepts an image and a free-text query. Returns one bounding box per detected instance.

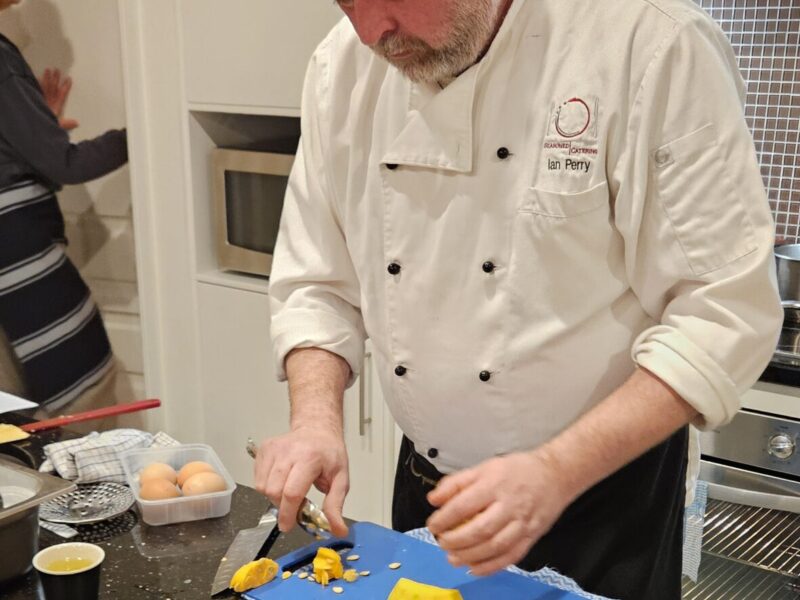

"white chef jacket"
[269,0,783,478]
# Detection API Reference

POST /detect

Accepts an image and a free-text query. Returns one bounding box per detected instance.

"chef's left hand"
[426,449,578,577]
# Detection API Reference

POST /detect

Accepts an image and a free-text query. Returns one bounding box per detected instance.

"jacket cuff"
[632,325,740,430]
[270,309,365,387]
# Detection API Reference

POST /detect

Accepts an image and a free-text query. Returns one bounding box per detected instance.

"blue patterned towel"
[405,528,615,600]
[683,480,708,582]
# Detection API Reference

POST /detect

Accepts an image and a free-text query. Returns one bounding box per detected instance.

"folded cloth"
[405,528,615,600]
[39,429,179,484]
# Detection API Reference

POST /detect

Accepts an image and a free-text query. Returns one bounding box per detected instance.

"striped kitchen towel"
[40,428,179,484]
[406,528,615,600]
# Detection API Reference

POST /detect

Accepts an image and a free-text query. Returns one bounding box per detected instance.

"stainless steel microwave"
[212,148,294,277]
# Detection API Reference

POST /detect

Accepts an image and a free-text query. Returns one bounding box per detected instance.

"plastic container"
[120,444,236,526]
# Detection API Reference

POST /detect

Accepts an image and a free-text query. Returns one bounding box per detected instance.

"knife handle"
[245,438,332,538]
[21,399,161,433]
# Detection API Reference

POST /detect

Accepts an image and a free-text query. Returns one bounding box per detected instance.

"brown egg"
[182,471,227,496]
[139,478,181,500]
[177,461,216,487]
[139,462,178,485]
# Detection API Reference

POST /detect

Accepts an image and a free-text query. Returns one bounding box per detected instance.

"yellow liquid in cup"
[45,557,94,573]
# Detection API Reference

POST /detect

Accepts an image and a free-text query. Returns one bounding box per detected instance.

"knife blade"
[211,506,280,596]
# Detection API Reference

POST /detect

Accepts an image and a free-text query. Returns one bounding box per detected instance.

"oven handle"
[700,460,800,513]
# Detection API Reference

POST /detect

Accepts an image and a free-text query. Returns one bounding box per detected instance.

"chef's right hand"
[254,425,350,537]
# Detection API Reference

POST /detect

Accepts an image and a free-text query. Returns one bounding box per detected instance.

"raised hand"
[39,68,79,131]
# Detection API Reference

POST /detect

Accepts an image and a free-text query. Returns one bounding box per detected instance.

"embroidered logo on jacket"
[555,97,592,138]
[542,95,600,177]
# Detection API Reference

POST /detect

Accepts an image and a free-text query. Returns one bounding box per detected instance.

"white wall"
[0,0,147,421]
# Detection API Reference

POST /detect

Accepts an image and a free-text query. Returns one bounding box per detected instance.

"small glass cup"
[32,542,105,600]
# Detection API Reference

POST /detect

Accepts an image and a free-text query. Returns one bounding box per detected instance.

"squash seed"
[343,569,358,583]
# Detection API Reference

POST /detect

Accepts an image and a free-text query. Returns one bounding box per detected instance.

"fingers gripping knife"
[210,439,332,595]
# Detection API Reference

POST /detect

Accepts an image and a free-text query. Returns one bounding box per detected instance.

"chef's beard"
[371,0,496,84]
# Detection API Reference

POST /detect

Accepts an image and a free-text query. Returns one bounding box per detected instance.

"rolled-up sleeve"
[269,44,366,385]
[612,15,783,430]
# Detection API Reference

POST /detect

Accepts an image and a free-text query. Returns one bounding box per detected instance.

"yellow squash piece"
[0,424,30,444]
[313,547,344,586]
[229,558,279,593]
[388,578,464,600]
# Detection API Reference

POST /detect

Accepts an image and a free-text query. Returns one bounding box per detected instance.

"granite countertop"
[3,486,315,599]
[3,486,317,599]
[0,413,320,599]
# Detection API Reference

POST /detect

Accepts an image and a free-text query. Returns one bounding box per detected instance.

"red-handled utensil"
[19,399,161,433]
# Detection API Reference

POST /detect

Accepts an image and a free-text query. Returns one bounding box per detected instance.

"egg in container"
[120,444,236,526]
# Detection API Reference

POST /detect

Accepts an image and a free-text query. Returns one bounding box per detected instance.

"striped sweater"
[0,180,112,409]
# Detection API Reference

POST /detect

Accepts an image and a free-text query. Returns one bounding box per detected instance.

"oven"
[682,377,800,598]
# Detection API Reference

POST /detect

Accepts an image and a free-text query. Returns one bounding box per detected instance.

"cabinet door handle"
[359,352,373,436]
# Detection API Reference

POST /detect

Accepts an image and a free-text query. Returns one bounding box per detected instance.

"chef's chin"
[374,49,467,85]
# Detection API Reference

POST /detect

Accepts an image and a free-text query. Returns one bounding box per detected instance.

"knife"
[210,440,333,596]
[210,506,281,596]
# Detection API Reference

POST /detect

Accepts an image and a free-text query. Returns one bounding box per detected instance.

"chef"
[254,0,782,597]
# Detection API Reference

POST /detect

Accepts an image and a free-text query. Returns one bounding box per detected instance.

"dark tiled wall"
[696,0,799,242]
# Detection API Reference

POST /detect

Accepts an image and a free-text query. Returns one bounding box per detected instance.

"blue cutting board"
[244,522,585,599]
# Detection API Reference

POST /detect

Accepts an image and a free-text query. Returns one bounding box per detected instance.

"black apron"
[0,180,112,409]
[393,428,688,600]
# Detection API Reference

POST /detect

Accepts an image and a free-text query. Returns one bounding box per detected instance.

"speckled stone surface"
[0,413,323,599]
[2,486,316,599]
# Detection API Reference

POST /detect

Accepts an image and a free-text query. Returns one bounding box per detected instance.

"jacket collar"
[381,0,527,173]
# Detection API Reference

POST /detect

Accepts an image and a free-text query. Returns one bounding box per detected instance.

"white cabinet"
[196,282,286,484]
[196,282,394,525]
[179,0,342,113]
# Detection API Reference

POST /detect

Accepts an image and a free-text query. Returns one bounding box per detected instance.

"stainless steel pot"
[775,244,800,301]
[0,457,75,583]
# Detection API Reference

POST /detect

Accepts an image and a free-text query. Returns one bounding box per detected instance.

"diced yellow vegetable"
[0,424,30,444]
[313,547,344,587]
[343,569,359,583]
[387,578,464,600]
[229,558,279,593]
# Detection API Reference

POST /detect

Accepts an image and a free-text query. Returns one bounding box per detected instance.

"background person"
[0,0,128,425]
